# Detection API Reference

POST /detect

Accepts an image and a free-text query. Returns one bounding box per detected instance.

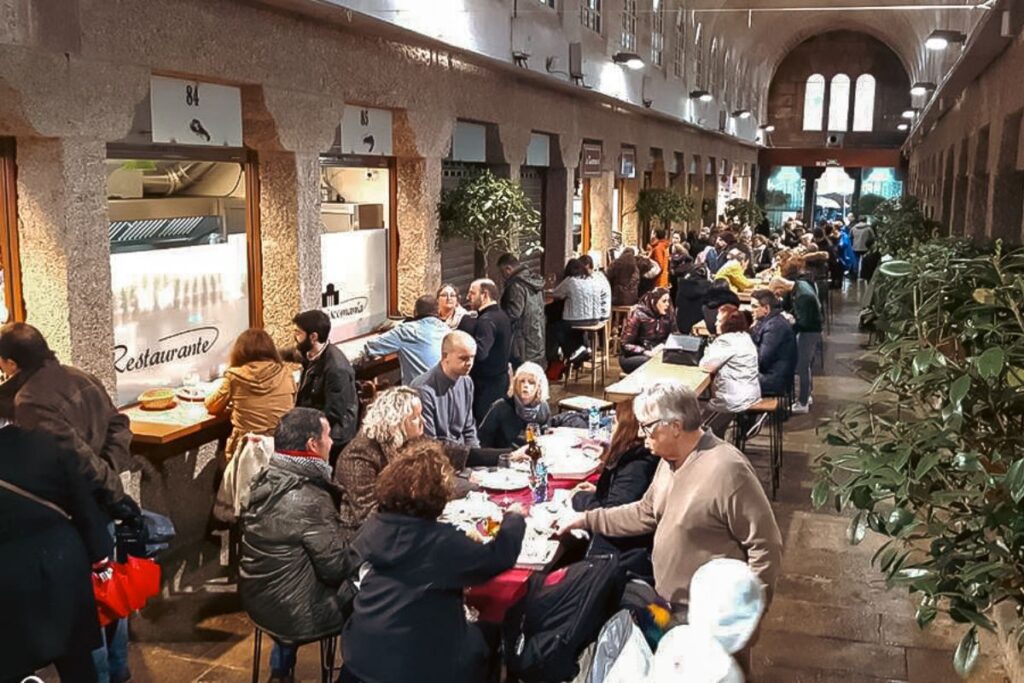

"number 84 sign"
[150,76,243,148]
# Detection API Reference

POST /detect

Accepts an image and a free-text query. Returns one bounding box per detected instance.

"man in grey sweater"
[410,330,480,449]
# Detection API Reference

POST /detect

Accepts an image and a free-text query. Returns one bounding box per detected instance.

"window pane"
[803,74,825,131]
[853,74,876,132]
[621,0,637,51]
[651,0,664,67]
[581,0,601,33]
[828,74,851,132]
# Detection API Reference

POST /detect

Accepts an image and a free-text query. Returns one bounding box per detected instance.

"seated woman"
[341,440,526,683]
[205,328,297,459]
[550,257,610,366]
[619,288,677,374]
[437,282,472,330]
[334,387,423,539]
[698,306,762,438]
[571,400,659,581]
[478,362,551,449]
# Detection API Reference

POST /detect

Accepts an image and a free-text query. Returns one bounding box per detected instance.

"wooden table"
[123,402,232,459]
[603,351,711,403]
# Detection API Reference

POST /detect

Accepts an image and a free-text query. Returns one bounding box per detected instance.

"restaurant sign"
[580,143,603,178]
[321,229,389,343]
[150,76,243,147]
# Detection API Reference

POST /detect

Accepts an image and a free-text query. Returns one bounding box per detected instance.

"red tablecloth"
[466,474,598,623]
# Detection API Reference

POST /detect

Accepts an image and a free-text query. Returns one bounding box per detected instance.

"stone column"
[16,136,116,392]
[620,178,641,246]
[589,171,615,255]
[801,167,826,225]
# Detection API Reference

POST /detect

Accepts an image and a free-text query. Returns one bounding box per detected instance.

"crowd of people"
[0,209,864,681]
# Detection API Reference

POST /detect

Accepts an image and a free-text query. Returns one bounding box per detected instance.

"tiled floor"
[52,286,1012,682]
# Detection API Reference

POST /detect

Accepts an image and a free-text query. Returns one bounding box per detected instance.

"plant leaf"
[975,347,1005,380]
[847,513,867,545]
[1005,459,1024,503]
[810,480,830,509]
[953,627,979,678]
[949,375,971,406]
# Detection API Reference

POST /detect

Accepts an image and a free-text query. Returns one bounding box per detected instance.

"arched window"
[828,74,851,131]
[803,74,825,131]
[853,74,876,132]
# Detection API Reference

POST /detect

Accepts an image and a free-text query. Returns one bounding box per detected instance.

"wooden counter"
[123,401,232,458]
[604,352,711,403]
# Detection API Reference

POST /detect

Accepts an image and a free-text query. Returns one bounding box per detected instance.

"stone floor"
[50,286,1012,682]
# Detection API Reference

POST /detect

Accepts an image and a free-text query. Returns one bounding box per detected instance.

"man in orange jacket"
[649,229,671,289]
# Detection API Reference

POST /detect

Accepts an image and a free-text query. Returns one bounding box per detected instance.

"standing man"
[361,295,449,385]
[461,279,513,423]
[292,310,358,463]
[497,254,546,368]
[0,322,139,683]
[850,217,875,280]
[780,260,823,414]
[649,229,671,289]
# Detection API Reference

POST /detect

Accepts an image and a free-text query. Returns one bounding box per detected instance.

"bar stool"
[564,320,610,392]
[251,625,341,683]
[609,305,631,355]
[733,397,784,500]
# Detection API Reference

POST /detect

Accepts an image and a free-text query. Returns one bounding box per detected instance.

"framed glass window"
[621,0,637,50]
[803,74,826,131]
[673,9,686,79]
[853,74,876,132]
[319,157,394,342]
[581,0,601,33]
[0,138,22,323]
[828,74,851,132]
[106,154,255,406]
[651,0,664,67]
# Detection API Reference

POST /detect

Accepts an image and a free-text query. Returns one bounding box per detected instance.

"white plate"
[516,539,560,570]
[543,453,601,480]
[441,495,501,523]
[472,469,530,491]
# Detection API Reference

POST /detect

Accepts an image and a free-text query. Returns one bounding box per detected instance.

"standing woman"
[206,328,297,459]
[571,400,658,580]
[619,288,677,374]
[0,424,112,683]
[606,247,641,307]
[437,283,472,330]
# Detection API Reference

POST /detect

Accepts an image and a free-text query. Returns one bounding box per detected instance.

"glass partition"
[107,158,250,405]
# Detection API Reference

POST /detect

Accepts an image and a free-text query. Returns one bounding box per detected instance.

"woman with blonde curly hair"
[334,386,424,538]
[478,362,553,449]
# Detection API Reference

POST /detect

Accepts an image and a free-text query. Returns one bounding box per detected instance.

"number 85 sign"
[150,76,243,147]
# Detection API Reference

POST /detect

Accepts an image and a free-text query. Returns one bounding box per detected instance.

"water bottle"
[588,405,600,439]
[532,460,548,504]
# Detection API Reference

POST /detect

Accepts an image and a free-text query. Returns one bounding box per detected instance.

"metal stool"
[251,625,340,683]
[610,305,632,355]
[564,320,610,392]
[733,397,784,500]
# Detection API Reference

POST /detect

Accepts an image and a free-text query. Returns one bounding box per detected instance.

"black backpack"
[502,555,624,682]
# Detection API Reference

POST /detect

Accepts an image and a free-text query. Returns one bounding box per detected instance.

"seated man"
[713,249,757,294]
[362,295,449,385]
[239,407,360,683]
[411,330,479,449]
[749,289,797,397]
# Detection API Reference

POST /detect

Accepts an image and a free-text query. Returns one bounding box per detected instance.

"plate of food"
[516,539,560,570]
[139,388,177,411]
[176,386,208,402]
[471,469,530,491]
[441,494,501,523]
[543,452,601,480]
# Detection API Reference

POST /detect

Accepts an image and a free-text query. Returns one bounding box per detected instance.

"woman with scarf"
[618,288,678,374]
[478,362,552,449]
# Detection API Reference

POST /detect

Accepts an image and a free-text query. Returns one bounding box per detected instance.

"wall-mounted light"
[612,52,644,70]
[690,89,713,102]
[925,29,966,50]
[731,109,752,119]
[759,124,776,133]
[897,123,909,131]
[910,81,937,97]
[901,109,919,119]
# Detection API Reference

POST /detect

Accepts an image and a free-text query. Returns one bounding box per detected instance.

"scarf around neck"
[513,395,550,426]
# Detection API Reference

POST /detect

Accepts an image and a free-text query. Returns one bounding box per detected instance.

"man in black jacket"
[461,279,513,423]
[497,253,546,368]
[292,310,358,463]
[749,290,798,397]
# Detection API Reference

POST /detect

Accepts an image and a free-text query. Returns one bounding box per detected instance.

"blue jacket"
[750,311,798,396]
[364,317,449,385]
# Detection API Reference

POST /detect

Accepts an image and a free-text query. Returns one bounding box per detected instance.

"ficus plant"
[437,169,541,268]
[814,223,1024,678]
[724,198,767,228]
[870,196,941,259]
[632,188,700,234]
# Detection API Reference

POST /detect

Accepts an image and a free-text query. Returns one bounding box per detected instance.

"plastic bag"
[214,434,274,522]
[587,610,653,683]
[93,556,162,626]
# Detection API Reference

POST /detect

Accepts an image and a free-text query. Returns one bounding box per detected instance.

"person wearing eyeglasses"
[436,283,472,330]
[559,381,782,625]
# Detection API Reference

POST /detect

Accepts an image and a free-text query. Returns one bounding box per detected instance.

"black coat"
[240,455,360,643]
[478,396,552,449]
[675,277,710,335]
[501,266,546,367]
[751,311,798,396]
[468,305,513,380]
[344,511,525,683]
[296,344,359,449]
[0,426,112,678]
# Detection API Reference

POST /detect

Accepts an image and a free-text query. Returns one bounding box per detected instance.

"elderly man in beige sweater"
[562,380,783,620]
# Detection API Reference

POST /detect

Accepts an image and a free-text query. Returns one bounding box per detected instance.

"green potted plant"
[724,198,766,227]
[856,192,887,219]
[632,187,699,237]
[815,222,1024,678]
[437,170,541,276]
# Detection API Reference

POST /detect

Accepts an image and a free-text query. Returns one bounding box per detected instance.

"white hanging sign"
[150,76,243,147]
[341,106,394,156]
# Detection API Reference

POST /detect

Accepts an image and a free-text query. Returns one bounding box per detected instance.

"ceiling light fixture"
[902,109,919,119]
[910,81,937,96]
[925,29,966,50]
[897,123,909,131]
[612,52,644,70]
[690,89,713,102]
[732,109,752,119]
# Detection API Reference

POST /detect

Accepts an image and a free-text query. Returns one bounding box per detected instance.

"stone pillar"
[544,167,572,278]
[16,136,116,392]
[801,167,826,225]
[589,171,615,255]
[258,150,324,344]
[620,178,641,246]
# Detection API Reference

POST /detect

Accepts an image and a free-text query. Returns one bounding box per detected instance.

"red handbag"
[93,556,162,626]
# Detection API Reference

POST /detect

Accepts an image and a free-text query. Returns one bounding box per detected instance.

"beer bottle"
[525,424,542,462]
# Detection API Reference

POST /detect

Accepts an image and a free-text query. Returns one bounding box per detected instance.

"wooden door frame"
[0,138,24,322]
[581,177,592,253]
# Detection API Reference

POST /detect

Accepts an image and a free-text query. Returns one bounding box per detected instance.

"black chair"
[251,625,341,683]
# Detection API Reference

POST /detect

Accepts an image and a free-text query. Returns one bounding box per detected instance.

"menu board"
[321,229,389,343]
[110,235,249,406]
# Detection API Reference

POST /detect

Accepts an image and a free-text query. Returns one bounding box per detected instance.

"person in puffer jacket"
[240,407,360,683]
[619,288,678,374]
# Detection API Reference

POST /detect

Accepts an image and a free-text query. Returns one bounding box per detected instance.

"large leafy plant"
[632,188,699,233]
[871,196,940,259]
[815,235,1024,678]
[724,198,767,227]
[437,170,541,263]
